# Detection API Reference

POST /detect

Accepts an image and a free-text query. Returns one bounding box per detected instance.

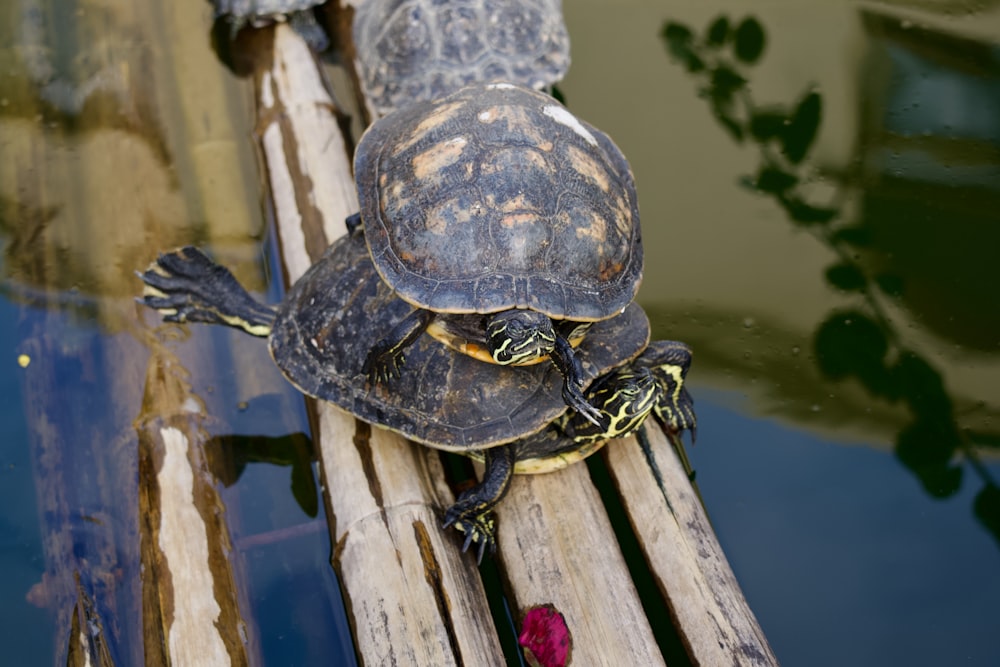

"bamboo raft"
[10,1,777,664]
[245,16,778,666]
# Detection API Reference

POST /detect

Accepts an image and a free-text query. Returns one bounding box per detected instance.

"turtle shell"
[268,232,650,450]
[352,0,570,116]
[213,0,322,20]
[354,82,643,321]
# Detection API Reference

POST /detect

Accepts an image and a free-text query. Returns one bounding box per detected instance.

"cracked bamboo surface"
[256,20,777,666]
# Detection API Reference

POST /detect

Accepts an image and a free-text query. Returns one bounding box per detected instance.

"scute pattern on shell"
[212,0,322,21]
[353,0,570,116]
[355,83,642,320]
[268,233,650,450]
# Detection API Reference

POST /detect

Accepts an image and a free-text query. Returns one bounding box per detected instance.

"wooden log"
[134,344,258,666]
[255,24,505,664]
[495,465,666,665]
[606,428,779,665]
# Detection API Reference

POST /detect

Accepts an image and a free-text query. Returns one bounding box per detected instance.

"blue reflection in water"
[0,297,54,660]
[690,392,1000,667]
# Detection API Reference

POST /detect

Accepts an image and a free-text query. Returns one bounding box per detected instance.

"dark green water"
[1,1,999,665]
[565,3,1000,665]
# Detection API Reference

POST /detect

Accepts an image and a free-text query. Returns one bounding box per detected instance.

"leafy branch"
[663,14,1000,541]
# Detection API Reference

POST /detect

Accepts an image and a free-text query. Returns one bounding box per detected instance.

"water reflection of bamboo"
[135,341,258,665]
[663,12,1000,545]
[5,0,276,662]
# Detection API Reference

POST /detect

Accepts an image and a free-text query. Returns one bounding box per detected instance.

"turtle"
[350,81,644,427]
[212,0,329,50]
[139,231,695,558]
[352,0,571,116]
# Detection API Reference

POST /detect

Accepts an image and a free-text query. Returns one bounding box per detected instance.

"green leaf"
[781,91,822,164]
[778,196,838,225]
[706,16,730,46]
[895,419,962,498]
[892,351,953,418]
[749,109,787,141]
[714,109,745,141]
[662,22,703,71]
[754,166,798,194]
[733,17,765,63]
[813,310,891,395]
[709,65,747,102]
[831,225,871,247]
[662,21,694,46]
[824,262,867,292]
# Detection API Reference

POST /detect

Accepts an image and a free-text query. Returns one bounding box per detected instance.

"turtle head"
[566,366,660,443]
[485,310,557,365]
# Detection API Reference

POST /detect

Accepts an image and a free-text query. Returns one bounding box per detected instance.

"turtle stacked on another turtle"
[349,82,644,425]
[140,232,695,559]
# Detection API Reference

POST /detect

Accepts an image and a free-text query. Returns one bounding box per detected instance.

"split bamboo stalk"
[606,428,780,665]
[255,24,505,664]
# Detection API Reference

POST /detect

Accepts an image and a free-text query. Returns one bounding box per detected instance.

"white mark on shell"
[542,105,598,147]
[487,82,516,90]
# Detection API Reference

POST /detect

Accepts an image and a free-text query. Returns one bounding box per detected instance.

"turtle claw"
[443,502,497,564]
[362,344,406,386]
[563,382,605,427]
[362,309,435,386]
[136,247,276,335]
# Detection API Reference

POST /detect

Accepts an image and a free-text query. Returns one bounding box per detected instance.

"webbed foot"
[138,247,275,336]
[361,340,407,385]
[443,500,497,564]
[561,379,605,427]
[441,444,515,562]
[362,309,435,387]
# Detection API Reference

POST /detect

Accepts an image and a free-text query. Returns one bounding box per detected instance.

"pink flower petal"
[519,604,572,667]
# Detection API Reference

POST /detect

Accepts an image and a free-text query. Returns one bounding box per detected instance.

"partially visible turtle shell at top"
[212,0,329,49]
[352,0,570,116]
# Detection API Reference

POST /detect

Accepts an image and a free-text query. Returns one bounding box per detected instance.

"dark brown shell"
[352,0,570,116]
[268,232,650,450]
[354,82,642,321]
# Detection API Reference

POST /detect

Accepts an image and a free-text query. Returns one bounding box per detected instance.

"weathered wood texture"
[256,26,505,665]
[258,19,777,666]
[607,428,779,665]
[10,0,264,661]
[135,347,258,666]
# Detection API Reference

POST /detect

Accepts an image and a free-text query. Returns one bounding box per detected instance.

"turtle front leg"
[138,247,277,337]
[549,335,604,427]
[643,340,698,442]
[443,444,516,563]
[345,212,363,236]
[362,308,436,385]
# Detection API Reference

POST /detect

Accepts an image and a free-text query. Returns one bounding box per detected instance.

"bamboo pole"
[606,428,779,665]
[255,24,505,664]
[134,343,258,666]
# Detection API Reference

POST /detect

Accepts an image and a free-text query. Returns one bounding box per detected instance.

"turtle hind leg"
[138,246,276,337]
[442,444,516,563]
